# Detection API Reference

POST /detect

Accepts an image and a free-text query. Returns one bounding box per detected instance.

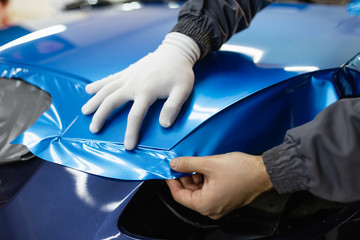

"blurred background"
[0,0,73,27]
[0,0,353,28]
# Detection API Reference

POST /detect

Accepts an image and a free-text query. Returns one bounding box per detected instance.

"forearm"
[263,97,360,202]
[171,0,273,58]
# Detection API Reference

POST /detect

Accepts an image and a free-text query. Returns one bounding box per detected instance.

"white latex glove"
[81,32,200,150]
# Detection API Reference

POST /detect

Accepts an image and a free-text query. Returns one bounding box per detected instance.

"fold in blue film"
[3,58,359,181]
[1,52,302,181]
[2,63,181,180]
[4,55,360,181]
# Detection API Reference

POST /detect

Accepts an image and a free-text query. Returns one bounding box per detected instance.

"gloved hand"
[81,32,200,150]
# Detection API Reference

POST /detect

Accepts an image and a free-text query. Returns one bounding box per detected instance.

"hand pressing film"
[82,32,200,150]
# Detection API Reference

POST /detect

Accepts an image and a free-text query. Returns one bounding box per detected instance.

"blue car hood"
[1,2,360,180]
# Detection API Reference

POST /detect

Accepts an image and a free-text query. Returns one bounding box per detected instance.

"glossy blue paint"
[1,3,359,80]
[0,4,179,81]
[1,158,358,240]
[0,159,142,240]
[173,67,342,157]
[0,2,359,180]
[348,0,360,15]
[0,26,31,46]
[225,3,360,70]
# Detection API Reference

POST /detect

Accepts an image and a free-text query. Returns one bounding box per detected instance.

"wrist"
[262,142,308,195]
[256,155,273,193]
[162,32,200,65]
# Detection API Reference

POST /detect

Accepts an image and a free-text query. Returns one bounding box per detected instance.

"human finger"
[179,175,202,191]
[208,213,223,220]
[82,81,122,115]
[192,173,203,185]
[124,97,154,150]
[85,72,121,94]
[89,89,129,133]
[166,179,199,210]
[170,156,209,175]
[159,86,191,128]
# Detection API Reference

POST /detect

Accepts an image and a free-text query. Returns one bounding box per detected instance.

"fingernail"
[170,158,178,169]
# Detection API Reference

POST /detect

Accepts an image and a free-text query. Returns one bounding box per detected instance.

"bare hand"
[166,152,273,219]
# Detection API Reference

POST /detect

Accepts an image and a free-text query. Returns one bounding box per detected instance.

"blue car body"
[0,1,359,239]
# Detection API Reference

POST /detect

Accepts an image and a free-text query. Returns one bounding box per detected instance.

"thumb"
[170,156,207,174]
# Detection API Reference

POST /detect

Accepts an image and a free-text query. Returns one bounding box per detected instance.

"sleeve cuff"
[171,17,218,59]
[262,140,310,195]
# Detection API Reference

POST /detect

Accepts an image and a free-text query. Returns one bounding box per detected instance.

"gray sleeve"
[262,97,360,202]
[171,0,273,58]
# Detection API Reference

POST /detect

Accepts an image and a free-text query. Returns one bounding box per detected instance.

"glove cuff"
[161,32,201,65]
